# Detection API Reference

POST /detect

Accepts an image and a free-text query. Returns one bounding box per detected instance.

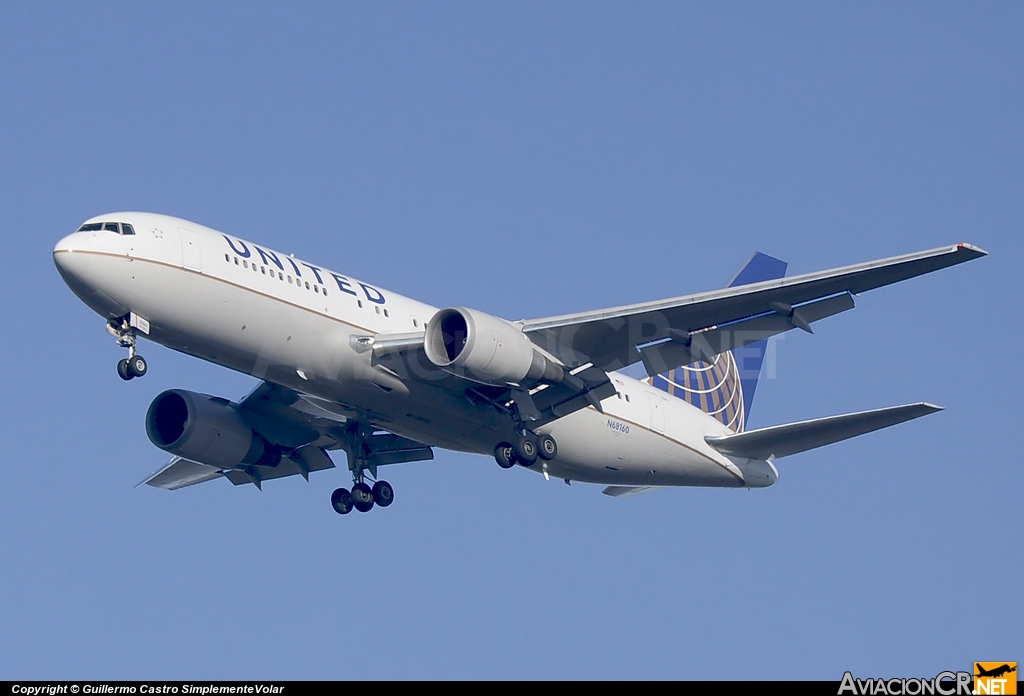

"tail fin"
[649,252,787,432]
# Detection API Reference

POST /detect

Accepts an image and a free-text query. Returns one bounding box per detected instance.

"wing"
[522,244,986,371]
[703,402,942,460]
[358,331,618,427]
[141,381,433,490]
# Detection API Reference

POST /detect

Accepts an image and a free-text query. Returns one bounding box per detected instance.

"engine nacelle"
[145,389,281,469]
[424,306,564,386]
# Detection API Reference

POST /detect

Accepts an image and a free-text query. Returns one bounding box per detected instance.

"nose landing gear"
[108,315,148,381]
[117,355,148,380]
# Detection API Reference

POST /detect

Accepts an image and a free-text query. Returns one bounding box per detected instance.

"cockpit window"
[77,221,136,235]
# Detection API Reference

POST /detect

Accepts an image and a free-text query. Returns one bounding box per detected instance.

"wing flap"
[364,432,434,467]
[140,457,225,490]
[602,485,662,498]
[704,402,943,460]
[639,292,855,375]
[223,447,337,488]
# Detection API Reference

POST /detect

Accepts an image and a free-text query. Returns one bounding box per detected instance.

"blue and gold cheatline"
[650,352,745,432]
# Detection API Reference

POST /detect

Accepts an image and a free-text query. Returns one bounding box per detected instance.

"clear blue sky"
[1,2,1020,679]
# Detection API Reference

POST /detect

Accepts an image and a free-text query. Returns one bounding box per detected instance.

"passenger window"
[625,394,631,402]
[225,254,230,262]
[314,285,319,294]
[261,267,266,274]
[383,309,389,317]
[288,276,293,284]
[305,282,310,290]
[234,257,239,265]
[357,300,363,308]
[243,260,248,269]
[121,223,135,235]
[78,223,103,232]
[104,222,120,233]
[375,306,380,314]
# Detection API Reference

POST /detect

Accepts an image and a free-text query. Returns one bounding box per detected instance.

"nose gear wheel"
[109,315,148,381]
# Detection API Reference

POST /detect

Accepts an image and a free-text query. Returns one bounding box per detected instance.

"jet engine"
[424,307,564,386]
[145,389,281,469]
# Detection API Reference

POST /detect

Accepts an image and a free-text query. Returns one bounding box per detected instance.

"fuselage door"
[178,228,202,272]
[646,391,666,435]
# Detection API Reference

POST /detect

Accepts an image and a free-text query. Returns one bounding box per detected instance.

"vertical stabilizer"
[649,252,787,432]
[727,252,788,420]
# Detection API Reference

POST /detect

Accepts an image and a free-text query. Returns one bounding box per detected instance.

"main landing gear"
[494,431,557,469]
[108,315,148,381]
[331,480,394,515]
[493,388,558,469]
[331,422,395,515]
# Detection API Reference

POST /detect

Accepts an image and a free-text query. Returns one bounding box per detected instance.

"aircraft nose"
[53,232,93,283]
[54,231,92,255]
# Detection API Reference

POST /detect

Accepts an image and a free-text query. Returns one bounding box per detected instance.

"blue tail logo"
[649,252,787,432]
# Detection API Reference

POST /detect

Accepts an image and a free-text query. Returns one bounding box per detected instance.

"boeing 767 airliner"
[54,213,985,514]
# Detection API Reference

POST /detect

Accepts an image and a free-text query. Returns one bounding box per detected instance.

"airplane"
[976,664,1016,679]
[53,213,986,515]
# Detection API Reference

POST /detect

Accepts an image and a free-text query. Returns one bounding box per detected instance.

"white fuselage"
[54,212,777,489]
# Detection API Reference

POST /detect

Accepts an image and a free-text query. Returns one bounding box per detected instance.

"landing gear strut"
[330,422,394,515]
[108,315,148,381]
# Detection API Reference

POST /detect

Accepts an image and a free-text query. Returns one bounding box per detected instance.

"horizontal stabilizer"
[704,402,943,460]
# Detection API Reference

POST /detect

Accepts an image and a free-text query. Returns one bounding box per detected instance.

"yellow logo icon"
[975,663,1017,695]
